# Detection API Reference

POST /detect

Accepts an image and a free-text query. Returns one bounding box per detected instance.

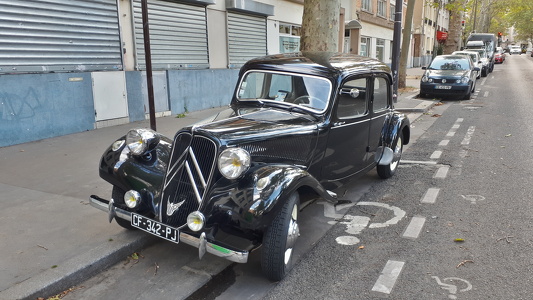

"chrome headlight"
[421,76,428,83]
[126,129,160,156]
[460,77,469,84]
[218,148,251,179]
[187,211,205,231]
[124,190,141,209]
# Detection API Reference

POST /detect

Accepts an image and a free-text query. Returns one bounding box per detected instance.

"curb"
[1,232,158,300]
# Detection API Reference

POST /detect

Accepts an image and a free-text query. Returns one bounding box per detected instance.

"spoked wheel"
[112,186,136,230]
[261,192,300,281]
[377,133,403,179]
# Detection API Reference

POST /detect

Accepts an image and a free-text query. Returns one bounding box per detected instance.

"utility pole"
[390,0,403,102]
[141,0,157,131]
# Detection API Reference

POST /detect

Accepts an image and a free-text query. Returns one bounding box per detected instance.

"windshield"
[237,71,331,111]
[429,57,470,70]
[470,49,487,58]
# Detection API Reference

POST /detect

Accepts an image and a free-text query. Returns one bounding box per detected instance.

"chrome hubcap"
[284,205,299,265]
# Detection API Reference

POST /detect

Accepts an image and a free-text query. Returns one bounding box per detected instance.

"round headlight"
[461,77,469,84]
[124,190,141,209]
[421,76,428,83]
[218,148,251,179]
[187,211,205,232]
[126,129,159,156]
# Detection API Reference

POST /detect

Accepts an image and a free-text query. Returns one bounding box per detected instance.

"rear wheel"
[112,186,135,230]
[261,192,300,281]
[377,133,403,179]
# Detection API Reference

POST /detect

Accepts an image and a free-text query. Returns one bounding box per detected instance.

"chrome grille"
[160,133,217,227]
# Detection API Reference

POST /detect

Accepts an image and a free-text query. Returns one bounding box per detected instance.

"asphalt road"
[62,53,533,300]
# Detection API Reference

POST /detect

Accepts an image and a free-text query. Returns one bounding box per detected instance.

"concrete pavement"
[0,68,432,300]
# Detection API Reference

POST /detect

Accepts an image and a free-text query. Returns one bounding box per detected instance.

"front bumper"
[420,82,470,96]
[89,195,249,264]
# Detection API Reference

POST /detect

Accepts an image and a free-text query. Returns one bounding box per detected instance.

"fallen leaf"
[358,245,365,249]
[505,134,512,137]
[131,252,139,260]
[432,114,441,117]
[435,102,444,106]
[454,238,465,243]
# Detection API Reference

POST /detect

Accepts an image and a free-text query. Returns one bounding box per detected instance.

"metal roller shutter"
[0,0,122,74]
[227,12,266,67]
[132,0,209,70]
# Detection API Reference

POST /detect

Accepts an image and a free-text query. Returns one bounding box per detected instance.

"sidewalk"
[0,68,433,300]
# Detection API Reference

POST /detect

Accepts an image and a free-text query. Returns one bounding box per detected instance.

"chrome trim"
[89,195,249,264]
[185,162,203,204]
[188,147,207,188]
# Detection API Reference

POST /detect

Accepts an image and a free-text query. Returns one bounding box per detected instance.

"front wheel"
[377,133,403,179]
[112,186,136,230]
[261,192,300,281]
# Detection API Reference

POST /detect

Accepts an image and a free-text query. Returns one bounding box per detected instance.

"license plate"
[435,85,452,89]
[131,213,180,244]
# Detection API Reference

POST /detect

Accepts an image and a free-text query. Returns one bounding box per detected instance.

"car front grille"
[160,133,217,227]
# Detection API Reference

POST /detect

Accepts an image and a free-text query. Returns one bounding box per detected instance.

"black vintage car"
[90,52,410,281]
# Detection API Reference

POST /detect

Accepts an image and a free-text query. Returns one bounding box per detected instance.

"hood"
[187,106,320,164]
[425,69,470,78]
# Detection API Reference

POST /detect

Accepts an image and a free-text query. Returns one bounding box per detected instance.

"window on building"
[360,37,370,56]
[376,39,385,62]
[390,4,395,21]
[378,0,386,17]
[389,41,394,60]
[362,0,372,12]
[279,23,301,53]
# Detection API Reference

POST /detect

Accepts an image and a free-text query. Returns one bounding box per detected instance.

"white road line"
[401,160,438,165]
[372,260,405,294]
[452,124,460,129]
[421,188,440,204]
[402,216,426,239]
[434,166,449,178]
[430,151,442,159]
[439,140,449,146]
[480,77,487,86]
[456,118,464,123]
[461,126,476,145]
[446,131,456,137]
[484,91,489,98]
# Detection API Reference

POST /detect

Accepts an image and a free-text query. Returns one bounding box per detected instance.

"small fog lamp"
[124,190,141,209]
[187,211,205,232]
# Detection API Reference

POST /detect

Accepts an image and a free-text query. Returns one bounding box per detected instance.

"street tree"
[398,0,416,89]
[300,0,341,51]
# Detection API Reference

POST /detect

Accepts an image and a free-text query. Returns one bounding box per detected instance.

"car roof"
[453,51,479,56]
[435,55,470,60]
[239,52,392,79]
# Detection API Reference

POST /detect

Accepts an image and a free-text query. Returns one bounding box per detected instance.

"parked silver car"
[452,51,482,79]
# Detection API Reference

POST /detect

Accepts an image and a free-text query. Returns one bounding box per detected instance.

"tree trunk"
[398,0,416,89]
[443,11,463,54]
[300,0,340,52]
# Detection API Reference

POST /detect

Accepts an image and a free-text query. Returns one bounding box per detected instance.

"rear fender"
[376,112,410,165]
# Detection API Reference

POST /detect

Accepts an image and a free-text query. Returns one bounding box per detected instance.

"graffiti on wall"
[0,88,42,121]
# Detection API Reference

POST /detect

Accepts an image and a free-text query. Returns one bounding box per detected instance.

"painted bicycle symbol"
[319,201,406,245]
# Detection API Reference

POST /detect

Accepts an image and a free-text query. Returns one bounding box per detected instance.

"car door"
[367,75,392,164]
[320,75,372,182]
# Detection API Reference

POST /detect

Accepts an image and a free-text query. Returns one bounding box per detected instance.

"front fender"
[99,135,172,203]
[199,164,333,250]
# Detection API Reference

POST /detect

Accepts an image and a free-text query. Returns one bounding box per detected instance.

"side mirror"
[421,66,427,70]
[473,67,481,72]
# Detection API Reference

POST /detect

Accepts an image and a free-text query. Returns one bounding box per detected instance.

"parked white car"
[453,51,482,79]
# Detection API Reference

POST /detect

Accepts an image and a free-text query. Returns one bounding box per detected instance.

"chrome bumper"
[89,195,248,264]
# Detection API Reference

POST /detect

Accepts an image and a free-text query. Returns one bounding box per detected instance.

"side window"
[337,77,368,119]
[373,77,389,112]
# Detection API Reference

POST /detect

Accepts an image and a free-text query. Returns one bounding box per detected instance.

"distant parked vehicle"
[494,48,506,64]
[420,55,480,100]
[452,50,482,78]
[466,33,496,72]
